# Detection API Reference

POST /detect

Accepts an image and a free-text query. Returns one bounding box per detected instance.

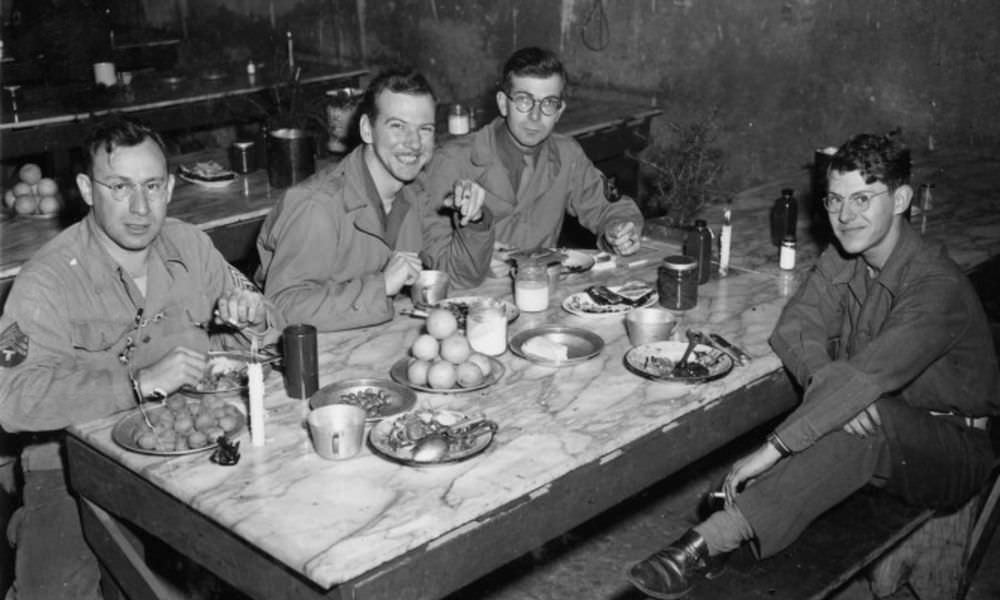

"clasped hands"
[135,289,269,398]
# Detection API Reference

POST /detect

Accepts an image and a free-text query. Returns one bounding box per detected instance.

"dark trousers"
[5,468,101,600]
[736,398,995,558]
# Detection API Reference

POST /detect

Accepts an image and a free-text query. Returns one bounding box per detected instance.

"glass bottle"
[683,219,713,285]
[657,255,698,310]
[770,188,798,247]
[514,262,549,312]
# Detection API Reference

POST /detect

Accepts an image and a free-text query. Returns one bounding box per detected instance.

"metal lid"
[661,255,698,272]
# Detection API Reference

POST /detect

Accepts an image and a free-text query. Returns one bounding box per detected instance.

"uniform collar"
[470,117,561,171]
[80,214,190,291]
[835,220,924,297]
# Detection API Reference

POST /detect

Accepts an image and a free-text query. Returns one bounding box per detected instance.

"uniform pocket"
[70,320,132,353]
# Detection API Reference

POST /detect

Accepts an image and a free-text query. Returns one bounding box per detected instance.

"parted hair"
[499,47,568,93]
[83,114,168,174]
[829,131,911,190]
[358,68,437,122]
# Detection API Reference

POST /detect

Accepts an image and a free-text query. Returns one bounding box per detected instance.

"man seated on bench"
[626,132,1000,599]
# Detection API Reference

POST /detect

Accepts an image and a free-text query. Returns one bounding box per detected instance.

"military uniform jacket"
[422,118,643,250]
[0,216,282,467]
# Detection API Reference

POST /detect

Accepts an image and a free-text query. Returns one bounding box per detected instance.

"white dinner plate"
[562,284,658,318]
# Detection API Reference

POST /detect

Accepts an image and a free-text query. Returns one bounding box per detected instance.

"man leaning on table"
[0,115,284,600]
[254,68,495,332]
[422,46,644,263]
[626,133,1000,599]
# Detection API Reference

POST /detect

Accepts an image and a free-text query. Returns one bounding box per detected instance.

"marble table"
[64,148,1000,599]
[67,252,801,600]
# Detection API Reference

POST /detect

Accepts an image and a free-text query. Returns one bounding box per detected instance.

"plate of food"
[559,249,596,275]
[389,356,505,394]
[508,325,605,366]
[623,341,734,384]
[432,296,520,328]
[180,351,274,396]
[562,281,658,318]
[368,409,498,466]
[309,378,416,422]
[178,161,236,188]
[111,396,245,456]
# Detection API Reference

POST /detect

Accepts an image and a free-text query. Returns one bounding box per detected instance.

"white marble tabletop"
[68,149,1000,591]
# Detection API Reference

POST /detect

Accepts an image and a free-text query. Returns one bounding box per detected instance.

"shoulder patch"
[0,322,29,367]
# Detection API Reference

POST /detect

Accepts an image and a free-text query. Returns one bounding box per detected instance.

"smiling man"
[0,115,283,600]
[255,68,494,331]
[422,47,643,258]
[626,133,999,599]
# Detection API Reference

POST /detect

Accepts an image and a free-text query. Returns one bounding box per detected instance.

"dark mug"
[282,324,318,399]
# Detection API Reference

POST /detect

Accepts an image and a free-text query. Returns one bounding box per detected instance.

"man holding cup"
[255,68,495,332]
[422,47,644,266]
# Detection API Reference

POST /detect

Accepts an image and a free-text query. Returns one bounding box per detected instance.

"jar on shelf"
[657,255,698,311]
[448,104,470,135]
[514,262,549,312]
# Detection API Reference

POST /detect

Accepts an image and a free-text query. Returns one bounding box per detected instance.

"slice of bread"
[523,336,569,362]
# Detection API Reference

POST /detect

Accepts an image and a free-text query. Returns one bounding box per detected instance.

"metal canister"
[657,255,698,310]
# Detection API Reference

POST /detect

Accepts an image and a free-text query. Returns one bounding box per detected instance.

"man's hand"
[605,221,641,256]
[722,441,783,506]
[384,251,422,296]
[843,405,882,437]
[216,289,268,331]
[136,347,207,397]
[445,179,486,226]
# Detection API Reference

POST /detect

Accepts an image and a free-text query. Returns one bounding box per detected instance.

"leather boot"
[625,529,716,599]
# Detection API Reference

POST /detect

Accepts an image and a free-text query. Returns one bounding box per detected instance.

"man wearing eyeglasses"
[422,47,643,261]
[627,133,998,599]
[0,115,284,600]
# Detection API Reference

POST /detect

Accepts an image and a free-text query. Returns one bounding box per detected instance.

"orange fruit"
[12,182,33,197]
[13,195,38,215]
[3,189,15,209]
[411,333,439,361]
[38,195,60,215]
[18,163,42,185]
[425,308,458,340]
[36,177,58,196]
[426,361,457,389]
[467,352,492,378]
[406,358,431,386]
[456,362,485,388]
[439,334,471,365]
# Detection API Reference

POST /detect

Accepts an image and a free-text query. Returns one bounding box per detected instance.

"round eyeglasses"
[504,91,564,116]
[822,189,890,213]
[92,178,168,202]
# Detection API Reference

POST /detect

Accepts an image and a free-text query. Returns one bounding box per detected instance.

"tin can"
[657,255,698,310]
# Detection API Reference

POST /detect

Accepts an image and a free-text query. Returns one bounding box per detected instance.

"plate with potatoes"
[112,395,246,456]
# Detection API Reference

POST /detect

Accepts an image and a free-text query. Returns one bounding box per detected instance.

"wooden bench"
[688,456,1000,600]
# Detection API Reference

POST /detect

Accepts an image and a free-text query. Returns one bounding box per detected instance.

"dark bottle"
[770,188,798,247]
[683,219,713,285]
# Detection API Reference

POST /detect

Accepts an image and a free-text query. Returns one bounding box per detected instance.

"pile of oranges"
[407,308,493,389]
[3,163,63,217]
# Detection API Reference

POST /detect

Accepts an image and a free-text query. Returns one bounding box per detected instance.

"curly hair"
[829,131,911,190]
[83,114,168,174]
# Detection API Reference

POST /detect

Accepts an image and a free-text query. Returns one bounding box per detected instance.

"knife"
[709,333,752,366]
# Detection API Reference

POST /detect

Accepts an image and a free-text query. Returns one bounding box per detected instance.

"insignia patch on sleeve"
[227,265,259,292]
[0,322,29,367]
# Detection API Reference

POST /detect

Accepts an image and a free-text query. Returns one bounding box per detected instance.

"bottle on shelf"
[770,188,798,247]
[683,219,713,285]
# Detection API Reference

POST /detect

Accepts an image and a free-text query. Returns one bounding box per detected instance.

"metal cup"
[625,307,677,346]
[410,270,450,309]
[307,404,366,460]
[282,324,318,399]
[229,140,257,174]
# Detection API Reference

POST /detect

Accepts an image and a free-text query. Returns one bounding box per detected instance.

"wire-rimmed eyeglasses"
[503,91,564,116]
[822,189,890,213]
[92,177,168,202]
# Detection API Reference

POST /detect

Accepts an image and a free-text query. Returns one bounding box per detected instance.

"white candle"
[248,362,265,446]
[719,208,732,276]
